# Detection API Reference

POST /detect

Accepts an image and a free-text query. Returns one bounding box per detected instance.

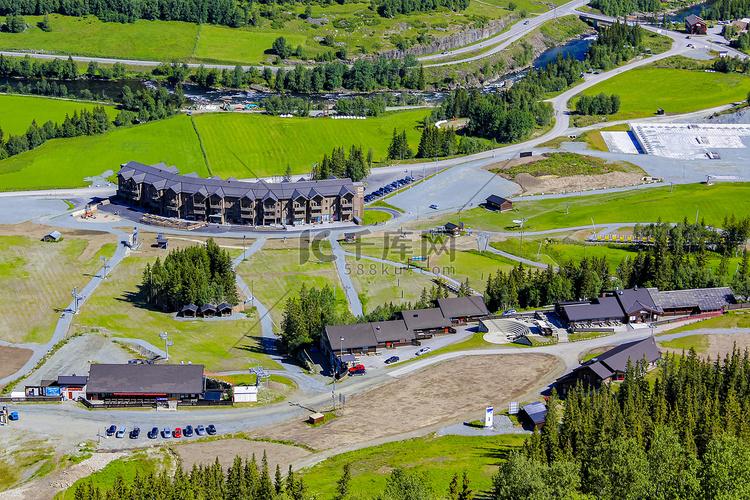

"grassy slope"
[666,311,750,333]
[424,183,750,232]
[578,67,750,120]
[194,109,429,178]
[0,15,197,60]
[195,26,309,64]
[301,434,527,498]
[0,115,208,190]
[659,334,710,353]
[0,236,116,344]
[496,152,644,179]
[72,255,279,371]
[0,94,116,135]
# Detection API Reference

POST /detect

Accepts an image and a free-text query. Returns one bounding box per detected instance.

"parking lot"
[363,175,414,204]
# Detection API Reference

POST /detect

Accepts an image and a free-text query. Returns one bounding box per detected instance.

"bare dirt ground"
[481,160,646,196]
[254,354,559,450]
[0,346,33,380]
[661,333,750,361]
[114,228,249,258]
[176,439,310,472]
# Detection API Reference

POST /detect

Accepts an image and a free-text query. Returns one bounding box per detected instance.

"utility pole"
[99,256,109,278]
[160,332,173,360]
[71,286,84,314]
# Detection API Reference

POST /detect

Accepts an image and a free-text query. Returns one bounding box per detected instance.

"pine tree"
[334,462,351,500]
[274,463,283,494]
[258,451,274,500]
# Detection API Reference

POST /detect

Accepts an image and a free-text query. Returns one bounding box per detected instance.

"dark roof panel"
[437,296,489,319]
[522,401,547,425]
[486,194,511,205]
[401,308,451,331]
[86,364,204,394]
[651,286,735,312]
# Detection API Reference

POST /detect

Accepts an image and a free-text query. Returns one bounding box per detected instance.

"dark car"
[206,424,217,435]
[106,425,117,437]
[411,339,422,346]
[147,427,158,439]
[129,427,141,439]
[184,425,194,437]
[384,356,400,365]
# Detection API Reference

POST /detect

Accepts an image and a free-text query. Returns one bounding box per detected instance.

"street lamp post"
[243,235,246,258]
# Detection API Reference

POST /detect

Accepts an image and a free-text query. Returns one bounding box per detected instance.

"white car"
[415,347,431,356]
[429,204,438,210]
[115,427,126,438]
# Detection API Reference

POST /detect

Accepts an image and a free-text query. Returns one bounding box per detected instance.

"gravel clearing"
[176,439,311,473]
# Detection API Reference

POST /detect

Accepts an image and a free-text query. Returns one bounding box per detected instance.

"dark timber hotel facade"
[117,161,365,225]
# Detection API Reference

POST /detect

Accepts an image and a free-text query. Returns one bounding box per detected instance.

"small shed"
[344,233,356,243]
[200,303,217,318]
[308,412,325,424]
[217,302,233,317]
[522,401,547,430]
[486,195,513,213]
[181,304,198,318]
[233,386,258,403]
[657,108,665,115]
[444,223,461,236]
[42,230,62,242]
[157,238,168,249]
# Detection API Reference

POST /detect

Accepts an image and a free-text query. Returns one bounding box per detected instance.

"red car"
[174,427,182,438]
[349,364,365,373]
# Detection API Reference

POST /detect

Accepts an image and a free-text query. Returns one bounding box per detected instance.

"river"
[0,36,598,107]
[668,1,712,22]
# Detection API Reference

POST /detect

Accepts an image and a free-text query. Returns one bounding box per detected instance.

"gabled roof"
[309,188,323,199]
[217,302,233,311]
[292,189,308,200]
[685,14,705,24]
[561,296,623,322]
[595,336,661,373]
[613,288,660,315]
[86,364,204,395]
[182,304,198,313]
[445,222,458,231]
[325,323,378,350]
[437,296,489,319]
[371,320,412,343]
[262,191,278,202]
[401,308,451,331]
[200,303,217,313]
[184,172,200,178]
[486,194,511,205]
[339,185,353,196]
[522,401,547,425]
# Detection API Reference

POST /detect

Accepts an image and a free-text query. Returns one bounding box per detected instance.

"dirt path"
[0,346,33,383]
[0,452,126,500]
[254,354,558,450]
[176,439,311,472]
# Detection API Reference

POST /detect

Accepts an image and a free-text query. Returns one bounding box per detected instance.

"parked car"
[502,309,517,316]
[8,411,18,421]
[162,428,172,439]
[148,427,158,439]
[524,20,529,24]
[129,427,141,439]
[415,347,432,356]
[115,427,126,438]
[184,425,194,437]
[207,424,217,435]
[429,204,438,210]
[350,368,366,376]
[411,339,422,346]
[384,356,400,365]
[106,425,117,437]
[174,427,182,438]
[196,425,206,436]
[349,364,365,373]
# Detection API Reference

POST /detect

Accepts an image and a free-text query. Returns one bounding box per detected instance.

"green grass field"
[0,234,116,344]
[195,26,309,64]
[494,152,644,180]
[0,95,117,136]
[235,244,350,323]
[664,311,750,333]
[301,434,527,498]
[344,256,434,312]
[0,115,208,190]
[577,66,750,120]
[659,334,710,353]
[0,15,197,61]
[415,183,750,232]
[194,109,428,178]
[362,209,392,225]
[72,255,278,371]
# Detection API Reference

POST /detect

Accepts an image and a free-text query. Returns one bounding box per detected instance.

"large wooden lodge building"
[117,161,365,226]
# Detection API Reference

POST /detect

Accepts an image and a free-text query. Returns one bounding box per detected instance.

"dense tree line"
[314,144,372,181]
[373,0,470,17]
[0,105,109,159]
[494,348,750,499]
[417,125,457,158]
[589,0,659,17]
[333,95,386,116]
[263,94,311,116]
[585,22,644,71]
[3,13,25,31]
[704,0,750,23]
[0,53,128,81]
[387,128,414,160]
[115,84,184,125]
[142,238,239,312]
[484,218,750,312]
[712,53,750,73]
[575,93,621,115]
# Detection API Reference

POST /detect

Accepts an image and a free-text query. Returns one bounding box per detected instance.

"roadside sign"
[485,406,494,428]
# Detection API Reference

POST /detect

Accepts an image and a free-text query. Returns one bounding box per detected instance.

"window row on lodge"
[117,161,365,226]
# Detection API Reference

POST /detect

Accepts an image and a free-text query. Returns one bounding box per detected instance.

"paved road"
[421,0,590,66]
[328,231,364,317]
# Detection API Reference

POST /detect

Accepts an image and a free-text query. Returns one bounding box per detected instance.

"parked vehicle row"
[364,176,413,203]
[107,424,216,440]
